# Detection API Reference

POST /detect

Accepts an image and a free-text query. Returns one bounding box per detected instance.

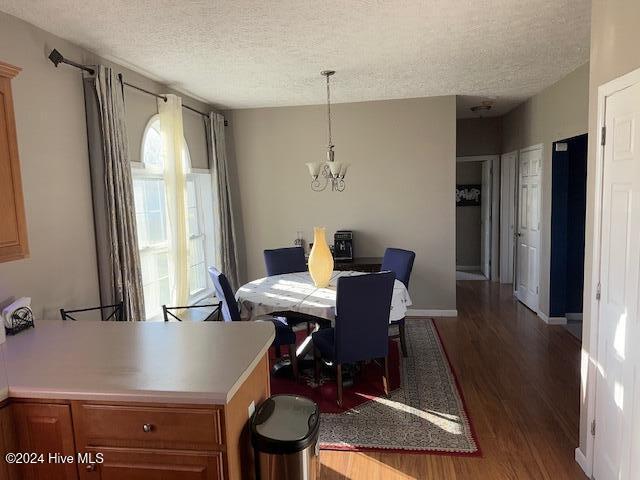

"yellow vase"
[308,227,334,288]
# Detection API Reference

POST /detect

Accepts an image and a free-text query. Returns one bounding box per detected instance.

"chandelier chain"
[326,74,332,148]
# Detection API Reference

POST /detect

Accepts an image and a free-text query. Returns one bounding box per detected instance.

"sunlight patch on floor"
[370,396,463,435]
[321,452,417,480]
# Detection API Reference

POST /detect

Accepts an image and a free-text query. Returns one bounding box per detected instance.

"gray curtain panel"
[206,112,241,291]
[83,65,145,320]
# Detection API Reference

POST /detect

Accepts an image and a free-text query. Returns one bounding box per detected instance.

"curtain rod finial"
[48,48,64,67]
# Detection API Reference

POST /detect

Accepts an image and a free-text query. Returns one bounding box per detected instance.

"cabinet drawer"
[74,404,223,451]
[78,448,223,480]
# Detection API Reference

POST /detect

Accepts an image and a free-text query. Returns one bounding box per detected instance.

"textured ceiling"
[0,0,590,114]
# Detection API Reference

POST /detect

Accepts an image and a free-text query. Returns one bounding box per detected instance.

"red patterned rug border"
[319,318,483,457]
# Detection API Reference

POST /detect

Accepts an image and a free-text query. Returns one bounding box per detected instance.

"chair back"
[208,267,241,322]
[263,247,306,276]
[162,303,222,322]
[334,272,395,364]
[60,302,124,321]
[381,248,415,288]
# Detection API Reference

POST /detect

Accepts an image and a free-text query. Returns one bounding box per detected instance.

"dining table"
[236,270,412,323]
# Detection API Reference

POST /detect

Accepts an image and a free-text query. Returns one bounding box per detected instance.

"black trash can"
[251,394,320,480]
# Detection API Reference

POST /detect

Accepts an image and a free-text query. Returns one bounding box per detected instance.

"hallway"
[321,281,587,479]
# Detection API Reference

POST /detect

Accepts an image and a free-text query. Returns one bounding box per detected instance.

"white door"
[515,145,541,311]
[480,160,492,278]
[593,80,640,480]
[500,151,517,284]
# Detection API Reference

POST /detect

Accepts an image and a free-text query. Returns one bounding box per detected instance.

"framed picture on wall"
[456,184,481,207]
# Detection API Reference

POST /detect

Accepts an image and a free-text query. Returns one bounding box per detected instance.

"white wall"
[228,96,457,311]
[501,63,590,318]
[0,12,212,319]
[456,117,502,157]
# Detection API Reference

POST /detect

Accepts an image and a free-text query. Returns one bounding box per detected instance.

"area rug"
[270,336,402,414]
[270,318,480,455]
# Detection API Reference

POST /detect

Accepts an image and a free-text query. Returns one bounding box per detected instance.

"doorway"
[550,134,587,339]
[456,156,497,280]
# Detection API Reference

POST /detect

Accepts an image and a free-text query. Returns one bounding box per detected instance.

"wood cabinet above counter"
[0,61,29,264]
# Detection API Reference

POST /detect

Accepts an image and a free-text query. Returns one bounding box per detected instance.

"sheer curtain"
[85,65,145,320]
[206,112,241,291]
[158,94,190,307]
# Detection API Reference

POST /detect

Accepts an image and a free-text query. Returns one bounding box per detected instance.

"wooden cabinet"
[0,402,18,480]
[0,61,28,263]
[4,355,270,480]
[12,403,78,480]
[72,403,225,480]
[72,404,223,451]
[334,257,383,273]
[77,449,223,480]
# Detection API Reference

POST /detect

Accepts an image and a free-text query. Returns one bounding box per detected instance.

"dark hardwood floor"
[320,280,587,479]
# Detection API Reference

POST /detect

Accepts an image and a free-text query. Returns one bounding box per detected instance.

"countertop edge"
[6,387,230,405]
[225,330,275,403]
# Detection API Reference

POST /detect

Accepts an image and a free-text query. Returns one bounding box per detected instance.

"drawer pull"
[85,463,96,472]
[142,423,154,433]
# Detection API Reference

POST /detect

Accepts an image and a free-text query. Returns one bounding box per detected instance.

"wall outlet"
[248,401,255,419]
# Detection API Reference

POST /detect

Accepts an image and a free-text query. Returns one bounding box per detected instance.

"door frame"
[580,66,640,478]
[456,155,500,280]
[514,144,543,312]
[500,151,518,284]
[481,160,492,278]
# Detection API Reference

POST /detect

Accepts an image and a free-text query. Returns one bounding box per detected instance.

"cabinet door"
[0,403,18,480]
[78,449,223,480]
[0,62,29,263]
[12,403,78,480]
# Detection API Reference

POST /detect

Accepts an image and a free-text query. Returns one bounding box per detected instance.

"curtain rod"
[47,48,225,123]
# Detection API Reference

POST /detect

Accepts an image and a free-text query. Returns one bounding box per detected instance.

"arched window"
[132,115,215,320]
[140,114,191,171]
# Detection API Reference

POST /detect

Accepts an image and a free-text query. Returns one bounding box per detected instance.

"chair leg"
[314,347,321,384]
[398,321,408,357]
[382,356,390,396]
[288,344,299,380]
[336,363,343,407]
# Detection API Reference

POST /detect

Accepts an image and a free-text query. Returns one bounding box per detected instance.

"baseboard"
[574,447,591,477]
[407,309,458,318]
[566,312,583,321]
[537,311,567,325]
[456,265,481,272]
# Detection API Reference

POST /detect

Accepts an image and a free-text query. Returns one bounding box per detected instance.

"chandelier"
[306,70,349,192]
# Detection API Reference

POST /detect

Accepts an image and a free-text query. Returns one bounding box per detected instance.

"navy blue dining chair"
[263,246,330,332]
[208,266,299,379]
[380,248,415,357]
[263,247,307,276]
[312,271,395,406]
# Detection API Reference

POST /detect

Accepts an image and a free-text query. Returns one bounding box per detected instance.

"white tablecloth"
[236,270,412,323]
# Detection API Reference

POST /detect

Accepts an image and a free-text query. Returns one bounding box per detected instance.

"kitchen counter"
[3,320,275,405]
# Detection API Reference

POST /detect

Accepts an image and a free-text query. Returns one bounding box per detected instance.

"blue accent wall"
[550,134,587,317]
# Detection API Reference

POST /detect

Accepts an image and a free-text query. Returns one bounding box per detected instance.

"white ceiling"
[0,0,590,114]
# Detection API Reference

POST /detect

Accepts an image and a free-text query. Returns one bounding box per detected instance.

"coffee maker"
[333,230,353,261]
